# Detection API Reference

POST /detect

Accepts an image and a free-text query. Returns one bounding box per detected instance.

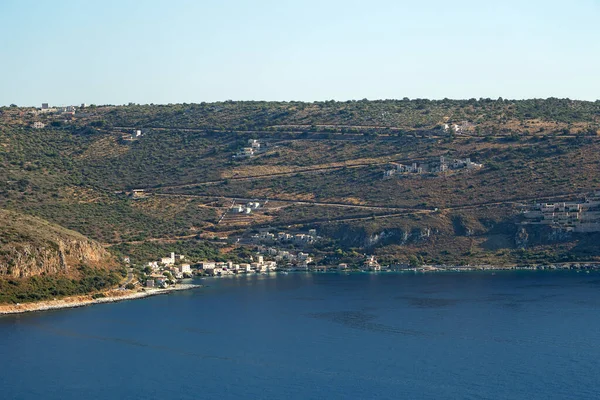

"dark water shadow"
[291,296,325,302]
[517,283,563,289]
[306,310,425,337]
[24,321,233,362]
[394,296,460,308]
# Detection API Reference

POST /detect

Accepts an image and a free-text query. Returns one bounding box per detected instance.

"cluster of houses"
[383,156,483,178]
[198,256,277,275]
[257,246,314,269]
[442,121,475,134]
[363,255,381,271]
[521,190,600,232]
[234,139,263,158]
[247,253,380,271]
[39,103,83,114]
[251,229,319,245]
[231,201,261,214]
[136,250,425,282]
[145,252,192,287]
[31,103,87,128]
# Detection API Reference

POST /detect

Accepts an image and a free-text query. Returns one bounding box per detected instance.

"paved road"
[120,268,134,288]
[153,189,593,213]
[153,193,426,212]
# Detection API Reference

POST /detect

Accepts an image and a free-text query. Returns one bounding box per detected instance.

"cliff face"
[322,225,433,249]
[0,209,116,279]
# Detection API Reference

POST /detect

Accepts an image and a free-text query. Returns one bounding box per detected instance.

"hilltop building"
[236,147,255,158]
[234,139,266,158]
[443,121,475,134]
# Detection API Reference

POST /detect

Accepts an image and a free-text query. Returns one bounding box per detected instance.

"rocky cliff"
[0,209,116,279]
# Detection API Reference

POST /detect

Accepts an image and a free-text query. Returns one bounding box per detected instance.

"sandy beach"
[0,284,201,315]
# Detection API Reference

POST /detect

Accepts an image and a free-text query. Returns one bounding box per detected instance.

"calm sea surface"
[2,271,600,399]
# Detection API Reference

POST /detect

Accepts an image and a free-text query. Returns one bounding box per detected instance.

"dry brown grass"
[59,186,108,204]
[79,135,129,160]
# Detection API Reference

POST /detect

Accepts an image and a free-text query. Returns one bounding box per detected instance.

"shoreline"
[202,261,600,276]
[0,284,201,316]
[3,263,599,316]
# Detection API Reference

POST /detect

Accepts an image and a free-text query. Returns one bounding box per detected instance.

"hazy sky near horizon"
[1,0,599,106]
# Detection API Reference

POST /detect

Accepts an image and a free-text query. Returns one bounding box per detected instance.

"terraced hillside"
[1,98,599,267]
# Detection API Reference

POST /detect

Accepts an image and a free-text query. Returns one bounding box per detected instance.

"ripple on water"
[306,310,425,337]
[394,296,460,308]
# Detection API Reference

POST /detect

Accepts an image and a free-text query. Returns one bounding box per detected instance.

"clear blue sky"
[1,0,599,106]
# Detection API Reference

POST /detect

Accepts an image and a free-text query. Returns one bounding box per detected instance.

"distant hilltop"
[1,98,598,137]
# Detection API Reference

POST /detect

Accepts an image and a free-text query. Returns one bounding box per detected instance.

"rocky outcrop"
[0,209,115,279]
[322,225,433,249]
[515,227,529,249]
[0,239,110,278]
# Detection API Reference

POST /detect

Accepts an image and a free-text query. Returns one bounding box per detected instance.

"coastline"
[3,262,599,316]
[0,284,201,316]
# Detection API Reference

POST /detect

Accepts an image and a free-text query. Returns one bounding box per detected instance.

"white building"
[247,202,260,209]
[161,257,174,265]
[160,252,176,265]
[32,121,45,129]
[239,263,252,272]
[200,261,216,270]
[465,158,483,169]
[396,162,423,174]
[237,148,255,157]
[179,264,191,274]
[383,169,396,178]
[364,255,381,271]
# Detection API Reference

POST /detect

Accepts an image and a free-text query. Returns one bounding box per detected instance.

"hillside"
[0,209,123,303]
[1,98,599,270]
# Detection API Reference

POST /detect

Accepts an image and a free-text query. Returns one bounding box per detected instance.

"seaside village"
[383,155,483,178]
[136,228,396,288]
[133,190,600,288]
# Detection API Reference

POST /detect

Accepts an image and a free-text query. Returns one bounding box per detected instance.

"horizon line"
[3,96,600,108]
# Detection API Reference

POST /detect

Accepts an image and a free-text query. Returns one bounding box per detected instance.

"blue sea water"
[2,271,600,400]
